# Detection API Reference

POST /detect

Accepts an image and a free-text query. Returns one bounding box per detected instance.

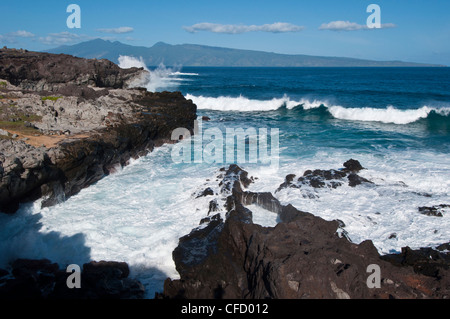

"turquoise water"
[179,67,450,157]
[0,66,449,298]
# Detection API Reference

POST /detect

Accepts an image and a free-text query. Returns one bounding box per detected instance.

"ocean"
[0,64,449,298]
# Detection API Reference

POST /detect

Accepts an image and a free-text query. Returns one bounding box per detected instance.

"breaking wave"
[118,55,184,92]
[186,94,450,125]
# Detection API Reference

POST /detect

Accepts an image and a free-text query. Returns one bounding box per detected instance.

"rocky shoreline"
[0,48,448,299]
[162,162,449,299]
[0,48,197,213]
[0,259,145,299]
[0,48,196,298]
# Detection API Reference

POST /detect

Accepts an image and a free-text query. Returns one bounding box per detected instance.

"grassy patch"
[41,96,62,102]
[0,81,7,88]
[0,121,41,136]
[0,134,12,140]
[0,113,43,136]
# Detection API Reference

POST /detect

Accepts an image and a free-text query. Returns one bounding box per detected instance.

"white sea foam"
[171,72,199,76]
[186,93,450,124]
[1,64,448,299]
[186,94,307,111]
[0,145,218,298]
[118,56,184,92]
[0,144,448,297]
[328,105,450,125]
[247,204,279,227]
[246,149,450,255]
[118,55,148,70]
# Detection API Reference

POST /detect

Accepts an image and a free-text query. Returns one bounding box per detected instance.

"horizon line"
[3,38,446,67]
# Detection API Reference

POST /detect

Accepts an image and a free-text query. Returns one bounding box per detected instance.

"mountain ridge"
[46,39,446,67]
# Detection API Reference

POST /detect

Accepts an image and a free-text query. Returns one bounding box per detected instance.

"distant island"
[46,39,446,67]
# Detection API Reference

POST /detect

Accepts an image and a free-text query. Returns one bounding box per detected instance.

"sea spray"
[1,66,448,299]
[118,55,182,92]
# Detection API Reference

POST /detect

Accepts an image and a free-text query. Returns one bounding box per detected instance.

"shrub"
[41,96,62,102]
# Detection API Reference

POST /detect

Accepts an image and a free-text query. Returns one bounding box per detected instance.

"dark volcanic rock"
[418,205,449,217]
[222,164,253,189]
[276,160,372,192]
[208,199,220,215]
[0,259,145,299]
[0,48,144,91]
[437,243,450,251]
[241,191,283,215]
[381,246,450,279]
[0,50,197,213]
[163,165,449,299]
[82,260,130,279]
[54,84,111,100]
[343,159,365,173]
[347,173,372,187]
[196,187,214,198]
[172,215,224,278]
[0,268,8,278]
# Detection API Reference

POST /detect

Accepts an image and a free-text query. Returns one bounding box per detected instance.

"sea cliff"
[0,48,197,214]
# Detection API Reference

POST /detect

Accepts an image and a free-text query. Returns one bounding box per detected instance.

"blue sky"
[0,0,449,65]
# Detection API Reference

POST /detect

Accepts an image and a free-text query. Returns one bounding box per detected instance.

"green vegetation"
[0,133,12,140]
[0,111,42,135]
[41,96,62,102]
[0,81,7,89]
[0,121,41,135]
